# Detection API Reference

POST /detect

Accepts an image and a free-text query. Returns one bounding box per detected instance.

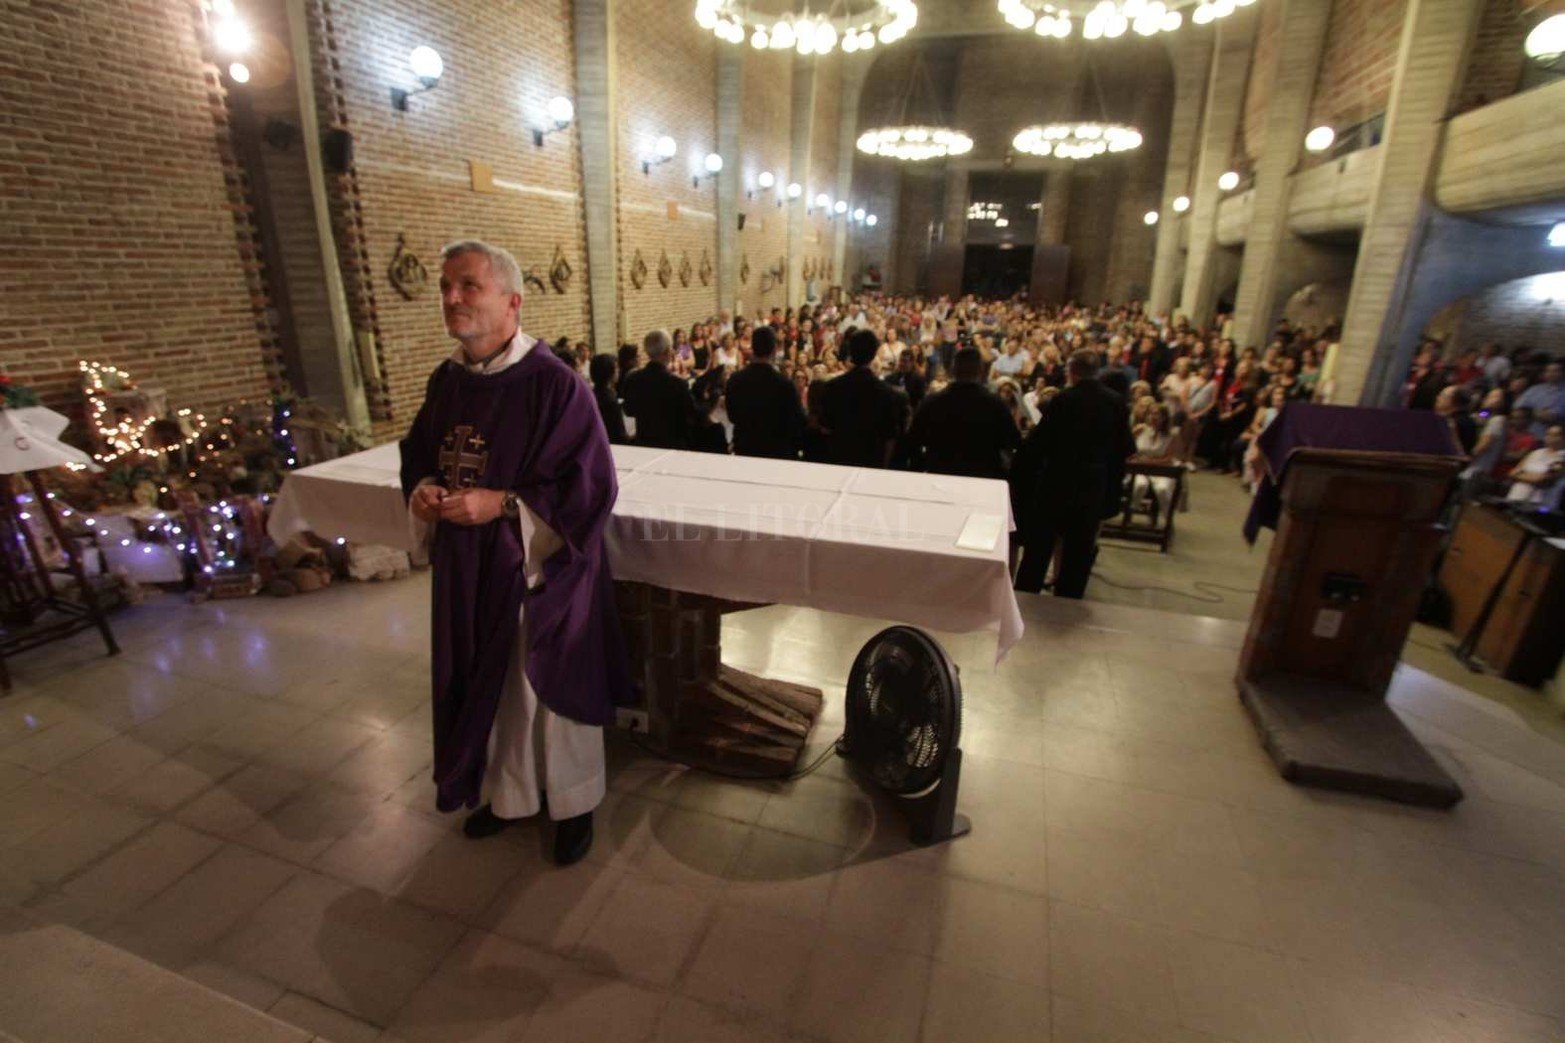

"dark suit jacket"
[1011,378,1134,524]
[907,381,1020,480]
[620,361,698,450]
[592,384,628,445]
[724,360,805,459]
[815,367,909,469]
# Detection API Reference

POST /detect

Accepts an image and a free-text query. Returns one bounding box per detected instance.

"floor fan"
[837,626,970,845]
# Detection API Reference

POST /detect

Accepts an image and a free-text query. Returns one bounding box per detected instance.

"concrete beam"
[572,0,620,348]
[1148,27,1213,318]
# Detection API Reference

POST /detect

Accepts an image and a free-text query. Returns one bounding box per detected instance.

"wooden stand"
[1239,450,1464,808]
[0,474,119,691]
[615,581,824,776]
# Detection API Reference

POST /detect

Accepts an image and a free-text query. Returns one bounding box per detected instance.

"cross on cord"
[438,426,489,488]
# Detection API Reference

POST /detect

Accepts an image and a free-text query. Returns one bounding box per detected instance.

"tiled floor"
[3,576,1565,1042]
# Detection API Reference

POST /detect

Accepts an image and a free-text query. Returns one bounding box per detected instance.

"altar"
[269,443,1023,771]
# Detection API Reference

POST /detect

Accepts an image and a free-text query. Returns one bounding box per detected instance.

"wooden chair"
[1100,460,1187,553]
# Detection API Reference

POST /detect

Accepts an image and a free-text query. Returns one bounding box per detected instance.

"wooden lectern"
[1239,415,1465,808]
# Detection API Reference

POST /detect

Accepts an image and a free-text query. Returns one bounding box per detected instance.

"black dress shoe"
[463,804,521,839]
[552,811,593,866]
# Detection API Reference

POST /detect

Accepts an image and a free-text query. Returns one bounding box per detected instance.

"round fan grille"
[843,626,962,797]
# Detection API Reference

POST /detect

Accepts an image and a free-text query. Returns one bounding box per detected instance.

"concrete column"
[786,56,817,307]
[1178,7,1257,326]
[285,0,368,431]
[1335,0,1483,405]
[572,0,620,347]
[715,47,741,316]
[1228,0,1331,348]
[831,58,869,294]
[1148,28,1213,318]
[1038,171,1070,244]
[942,166,969,242]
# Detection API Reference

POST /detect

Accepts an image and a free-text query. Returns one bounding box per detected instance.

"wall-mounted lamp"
[853,207,866,222]
[1143,210,1159,226]
[227,62,251,83]
[642,134,677,175]
[787,182,803,200]
[392,46,444,111]
[833,200,848,216]
[750,170,775,200]
[1548,221,1565,249]
[1217,170,1240,192]
[1172,194,1191,213]
[211,0,252,55]
[1303,125,1335,153]
[813,192,830,210]
[694,152,723,188]
[866,214,878,226]
[533,96,574,147]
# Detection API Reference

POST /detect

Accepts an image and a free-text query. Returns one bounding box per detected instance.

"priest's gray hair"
[441,239,524,297]
[643,328,672,361]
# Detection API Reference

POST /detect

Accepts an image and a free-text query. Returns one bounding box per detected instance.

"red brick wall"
[313,0,590,428]
[1305,0,1409,134]
[1240,0,1280,165]
[1457,0,1529,112]
[1438,274,1565,356]
[0,0,277,416]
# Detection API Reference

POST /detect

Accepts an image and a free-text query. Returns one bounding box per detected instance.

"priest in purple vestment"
[399,239,634,865]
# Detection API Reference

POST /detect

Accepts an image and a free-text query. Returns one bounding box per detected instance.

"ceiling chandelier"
[996,0,1255,40]
[694,0,917,54]
[857,47,972,162]
[858,126,973,161]
[1013,122,1142,159]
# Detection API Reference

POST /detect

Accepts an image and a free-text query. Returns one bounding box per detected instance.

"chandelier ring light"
[694,0,917,54]
[1013,122,1142,160]
[856,48,971,162]
[996,0,1254,40]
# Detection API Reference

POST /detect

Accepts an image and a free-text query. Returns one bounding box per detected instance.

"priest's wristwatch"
[501,491,521,520]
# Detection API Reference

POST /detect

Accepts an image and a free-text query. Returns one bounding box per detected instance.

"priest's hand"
[439,488,506,526]
[410,483,446,524]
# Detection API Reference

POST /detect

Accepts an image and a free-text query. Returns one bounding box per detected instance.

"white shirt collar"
[451,329,535,375]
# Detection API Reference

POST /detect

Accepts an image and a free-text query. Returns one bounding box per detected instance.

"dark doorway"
[963,245,1034,298]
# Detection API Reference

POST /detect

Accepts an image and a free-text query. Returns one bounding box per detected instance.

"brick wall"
[313,0,590,428]
[0,0,277,417]
[1456,0,1527,112]
[614,0,720,342]
[737,48,792,319]
[1305,0,1408,134]
[1436,273,1565,356]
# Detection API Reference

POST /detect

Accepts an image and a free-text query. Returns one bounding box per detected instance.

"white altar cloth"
[268,443,1024,661]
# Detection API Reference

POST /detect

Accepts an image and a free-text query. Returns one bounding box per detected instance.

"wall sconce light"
[853,207,866,222]
[1143,210,1159,226]
[787,182,803,201]
[694,152,723,188]
[642,135,677,175]
[533,96,574,147]
[833,200,848,217]
[392,46,444,111]
[1172,194,1191,213]
[866,214,878,226]
[813,192,830,210]
[1304,125,1335,153]
[749,169,775,200]
[1217,170,1240,192]
[211,0,252,55]
[227,62,251,84]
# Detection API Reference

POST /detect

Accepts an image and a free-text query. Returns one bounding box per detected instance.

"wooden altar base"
[615,582,825,776]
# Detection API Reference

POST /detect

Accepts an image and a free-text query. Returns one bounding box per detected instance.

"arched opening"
[1420,270,1565,358]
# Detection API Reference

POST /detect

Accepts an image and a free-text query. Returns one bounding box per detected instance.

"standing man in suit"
[619,329,699,450]
[907,347,1020,480]
[1012,349,1135,598]
[815,328,909,469]
[724,325,806,459]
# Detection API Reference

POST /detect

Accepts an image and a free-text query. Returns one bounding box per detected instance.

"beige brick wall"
[737,48,792,318]
[0,0,277,416]
[313,0,590,428]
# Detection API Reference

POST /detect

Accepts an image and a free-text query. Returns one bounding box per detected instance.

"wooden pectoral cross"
[438,425,489,489]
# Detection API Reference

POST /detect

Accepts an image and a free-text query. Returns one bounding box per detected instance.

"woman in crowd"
[588,354,628,445]
[1506,423,1565,506]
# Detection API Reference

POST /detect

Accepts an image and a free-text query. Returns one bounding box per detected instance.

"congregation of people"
[533,294,1564,595]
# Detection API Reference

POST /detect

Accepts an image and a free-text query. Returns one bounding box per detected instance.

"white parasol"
[0,406,100,475]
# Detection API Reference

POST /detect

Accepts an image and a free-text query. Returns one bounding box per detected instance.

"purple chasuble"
[399,342,635,812]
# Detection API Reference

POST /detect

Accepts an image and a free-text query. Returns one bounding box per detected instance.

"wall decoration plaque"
[678,252,693,288]
[523,267,548,295]
[657,250,673,288]
[698,249,713,287]
[630,249,648,289]
[388,234,428,300]
[739,254,750,285]
[549,245,573,293]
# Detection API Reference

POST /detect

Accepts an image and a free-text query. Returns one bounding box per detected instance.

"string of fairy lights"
[79,360,209,467]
